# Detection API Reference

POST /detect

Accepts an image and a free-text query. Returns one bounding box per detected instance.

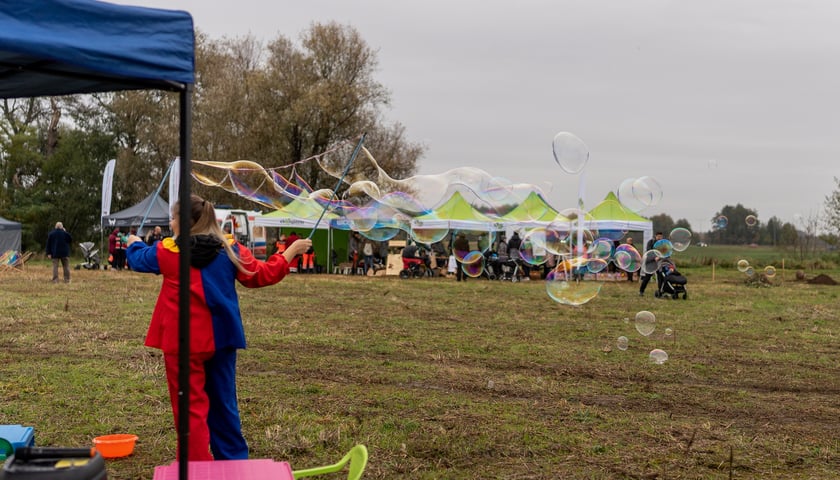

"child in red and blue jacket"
[126,194,310,461]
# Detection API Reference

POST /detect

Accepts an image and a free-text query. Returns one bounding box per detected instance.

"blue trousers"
[205,348,248,460]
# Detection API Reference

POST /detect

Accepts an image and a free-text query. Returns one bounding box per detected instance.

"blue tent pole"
[307,133,366,239]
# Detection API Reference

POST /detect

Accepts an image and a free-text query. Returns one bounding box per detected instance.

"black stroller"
[654,259,687,299]
[75,241,101,270]
[496,256,522,282]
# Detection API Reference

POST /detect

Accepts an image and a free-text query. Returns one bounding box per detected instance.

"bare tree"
[824,177,840,237]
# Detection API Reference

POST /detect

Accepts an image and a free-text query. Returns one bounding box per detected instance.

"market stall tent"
[411,191,502,231]
[256,199,349,272]
[0,215,22,252]
[0,0,198,472]
[102,192,171,229]
[585,191,653,248]
[496,191,570,229]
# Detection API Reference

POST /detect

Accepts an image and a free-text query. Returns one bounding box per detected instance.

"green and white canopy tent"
[256,198,340,229]
[411,191,503,232]
[584,192,653,248]
[496,191,570,229]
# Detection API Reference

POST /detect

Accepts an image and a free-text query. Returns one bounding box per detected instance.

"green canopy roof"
[498,191,569,226]
[412,191,499,230]
[587,191,650,222]
[257,199,337,229]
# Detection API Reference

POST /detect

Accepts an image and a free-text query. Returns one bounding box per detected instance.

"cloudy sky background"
[115,0,840,231]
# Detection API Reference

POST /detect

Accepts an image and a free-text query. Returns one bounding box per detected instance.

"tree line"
[2,23,838,255]
[0,24,424,251]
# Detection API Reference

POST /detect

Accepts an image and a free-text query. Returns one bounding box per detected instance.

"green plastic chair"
[0,437,13,461]
[292,444,368,480]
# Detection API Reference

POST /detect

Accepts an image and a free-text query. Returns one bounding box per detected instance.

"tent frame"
[0,2,196,477]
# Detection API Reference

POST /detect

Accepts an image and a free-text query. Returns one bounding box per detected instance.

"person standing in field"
[639,232,663,296]
[623,237,637,282]
[125,194,311,461]
[46,221,72,283]
[453,232,470,282]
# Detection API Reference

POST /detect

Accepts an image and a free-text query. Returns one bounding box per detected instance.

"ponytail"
[174,194,254,275]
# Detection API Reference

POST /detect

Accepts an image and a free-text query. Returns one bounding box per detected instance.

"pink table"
[153,459,294,480]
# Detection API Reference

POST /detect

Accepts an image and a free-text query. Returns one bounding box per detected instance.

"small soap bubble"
[616,336,629,351]
[649,349,668,364]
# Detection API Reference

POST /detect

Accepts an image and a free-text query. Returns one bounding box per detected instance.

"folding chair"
[9,251,33,271]
[292,444,368,480]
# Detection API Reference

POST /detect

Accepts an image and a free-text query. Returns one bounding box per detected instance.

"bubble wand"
[308,133,366,239]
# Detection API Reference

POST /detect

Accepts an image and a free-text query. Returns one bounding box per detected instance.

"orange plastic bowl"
[93,434,138,458]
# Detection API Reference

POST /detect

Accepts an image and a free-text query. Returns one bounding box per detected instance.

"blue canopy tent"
[0,0,197,475]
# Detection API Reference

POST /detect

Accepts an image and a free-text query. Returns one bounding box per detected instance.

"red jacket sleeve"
[235,244,290,288]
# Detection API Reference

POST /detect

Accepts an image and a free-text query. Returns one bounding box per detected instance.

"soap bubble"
[649,349,668,364]
[745,266,755,277]
[714,215,728,229]
[652,238,674,258]
[461,251,485,278]
[737,259,750,273]
[617,176,664,213]
[745,215,757,227]
[613,245,642,272]
[616,336,629,351]
[764,266,776,278]
[641,249,663,275]
[586,258,609,274]
[518,228,549,266]
[545,271,602,306]
[552,132,589,174]
[664,328,673,336]
[634,310,656,337]
[669,228,691,252]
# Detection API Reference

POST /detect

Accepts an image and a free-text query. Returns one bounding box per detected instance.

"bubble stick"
[307,133,366,239]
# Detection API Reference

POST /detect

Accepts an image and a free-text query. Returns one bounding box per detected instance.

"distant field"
[673,244,837,271]
[1,252,838,479]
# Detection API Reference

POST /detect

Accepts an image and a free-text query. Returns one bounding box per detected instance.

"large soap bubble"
[613,244,642,272]
[552,132,589,174]
[641,249,663,275]
[518,228,549,266]
[634,310,656,337]
[669,228,691,252]
[617,176,663,213]
[545,273,602,306]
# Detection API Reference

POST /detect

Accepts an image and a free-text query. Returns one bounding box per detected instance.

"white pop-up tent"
[585,192,653,248]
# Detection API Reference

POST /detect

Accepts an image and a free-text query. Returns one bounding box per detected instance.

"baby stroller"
[482,252,500,280]
[497,256,522,282]
[399,257,427,279]
[75,241,101,270]
[654,259,687,299]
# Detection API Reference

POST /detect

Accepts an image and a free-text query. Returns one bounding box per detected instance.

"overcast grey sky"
[116,0,840,231]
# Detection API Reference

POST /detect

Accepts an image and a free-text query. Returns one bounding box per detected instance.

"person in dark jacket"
[639,232,664,295]
[46,221,72,283]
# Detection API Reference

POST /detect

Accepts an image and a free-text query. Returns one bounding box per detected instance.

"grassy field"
[1,252,839,479]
